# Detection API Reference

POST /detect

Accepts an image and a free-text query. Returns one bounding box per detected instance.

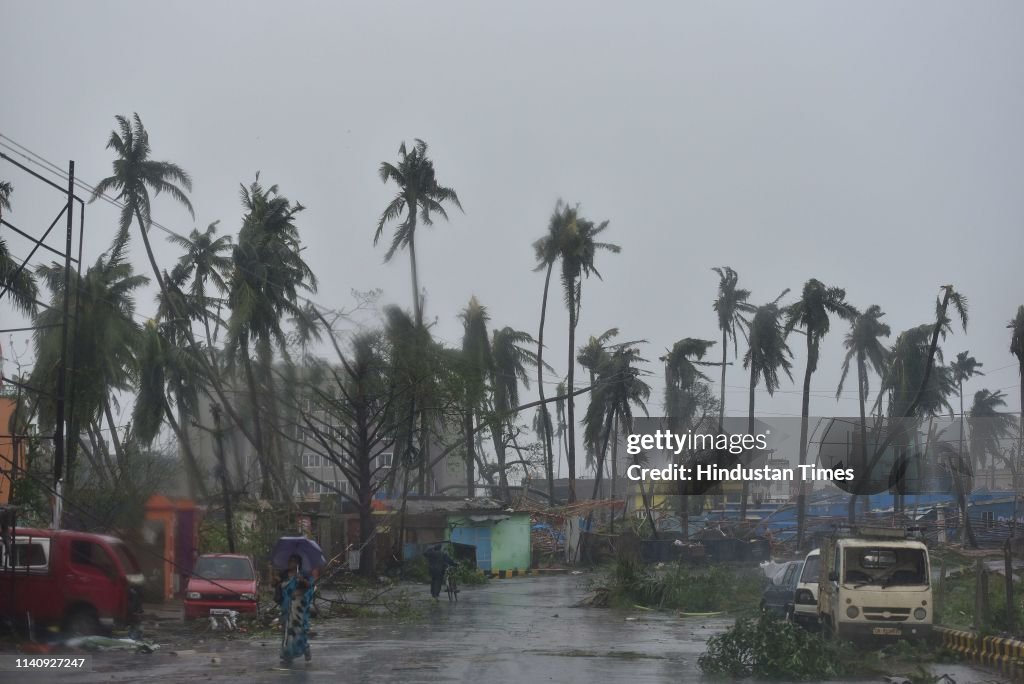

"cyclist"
[423,543,457,600]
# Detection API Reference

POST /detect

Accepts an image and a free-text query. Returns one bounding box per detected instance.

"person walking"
[278,554,315,665]
[423,543,457,600]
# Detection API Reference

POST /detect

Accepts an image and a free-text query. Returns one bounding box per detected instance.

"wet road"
[19,574,1007,683]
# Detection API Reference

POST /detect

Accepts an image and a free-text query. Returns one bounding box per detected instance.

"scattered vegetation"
[583,557,762,612]
[698,612,849,680]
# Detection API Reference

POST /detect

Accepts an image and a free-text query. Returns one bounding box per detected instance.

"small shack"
[382,497,531,575]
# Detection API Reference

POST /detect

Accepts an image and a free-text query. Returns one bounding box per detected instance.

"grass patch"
[583,558,763,612]
[939,565,1024,636]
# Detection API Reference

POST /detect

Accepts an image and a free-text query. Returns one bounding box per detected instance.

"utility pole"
[51,160,75,530]
[210,404,236,553]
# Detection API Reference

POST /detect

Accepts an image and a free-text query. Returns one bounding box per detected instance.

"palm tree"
[132,320,208,498]
[167,221,233,347]
[532,201,569,504]
[862,287,969,513]
[225,176,317,499]
[459,297,492,496]
[712,267,755,430]
[0,180,38,315]
[91,114,276,491]
[785,279,857,548]
[489,326,541,501]
[661,338,716,429]
[578,328,619,471]
[91,114,193,299]
[969,389,1015,490]
[741,293,792,519]
[582,343,650,508]
[374,139,462,327]
[836,305,891,522]
[556,206,619,502]
[31,235,147,481]
[1010,306,1024,494]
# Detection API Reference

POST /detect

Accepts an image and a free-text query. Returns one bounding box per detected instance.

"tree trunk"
[719,327,728,430]
[537,262,556,505]
[358,434,376,576]
[610,414,619,534]
[796,335,813,548]
[408,225,421,327]
[590,411,614,501]
[566,280,578,503]
[103,400,127,469]
[849,354,871,524]
[464,410,476,497]
[418,411,429,495]
[241,346,272,500]
[490,421,510,503]
[742,363,756,521]
[164,397,209,499]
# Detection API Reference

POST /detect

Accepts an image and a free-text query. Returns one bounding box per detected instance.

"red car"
[0,528,144,635]
[183,554,258,619]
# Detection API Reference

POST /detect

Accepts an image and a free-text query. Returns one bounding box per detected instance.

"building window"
[982,511,995,529]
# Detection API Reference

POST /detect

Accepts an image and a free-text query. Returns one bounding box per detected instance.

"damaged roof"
[379,496,515,516]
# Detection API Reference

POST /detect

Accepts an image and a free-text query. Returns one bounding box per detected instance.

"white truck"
[818,526,932,641]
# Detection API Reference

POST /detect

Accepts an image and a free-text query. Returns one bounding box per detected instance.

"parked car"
[0,528,144,635]
[183,554,258,620]
[760,560,803,616]
[792,548,821,629]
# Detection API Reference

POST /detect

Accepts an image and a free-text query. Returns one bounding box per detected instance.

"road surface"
[13,573,1007,683]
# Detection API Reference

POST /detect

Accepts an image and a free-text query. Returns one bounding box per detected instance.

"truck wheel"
[64,607,101,637]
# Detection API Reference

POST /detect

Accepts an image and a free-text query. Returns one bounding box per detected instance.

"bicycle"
[444,565,458,602]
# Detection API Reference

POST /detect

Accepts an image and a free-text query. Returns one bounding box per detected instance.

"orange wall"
[0,398,26,505]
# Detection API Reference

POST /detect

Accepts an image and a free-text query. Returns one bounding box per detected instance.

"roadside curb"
[936,626,1024,681]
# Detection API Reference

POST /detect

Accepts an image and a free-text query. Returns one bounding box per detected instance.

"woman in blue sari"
[279,554,315,665]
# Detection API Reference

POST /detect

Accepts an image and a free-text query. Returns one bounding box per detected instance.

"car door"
[782,561,802,615]
[65,540,120,621]
[763,563,792,611]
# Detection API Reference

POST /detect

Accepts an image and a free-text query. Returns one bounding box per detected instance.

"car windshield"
[194,557,254,580]
[844,547,928,587]
[800,555,821,583]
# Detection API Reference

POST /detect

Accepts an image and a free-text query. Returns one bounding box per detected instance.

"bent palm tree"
[556,206,619,502]
[167,221,233,347]
[32,235,147,482]
[742,293,792,519]
[712,267,754,430]
[532,201,567,504]
[969,389,1015,490]
[836,305,890,523]
[226,176,317,499]
[1010,307,1024,501]
[489,326,541,501]
[785,279,857,547]
[459,297,492,496]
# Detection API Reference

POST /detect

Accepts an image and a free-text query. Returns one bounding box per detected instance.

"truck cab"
[0,528,145,635]
[818,526,931,641]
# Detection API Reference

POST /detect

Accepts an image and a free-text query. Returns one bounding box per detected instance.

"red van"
[183,554,258,619]
[0,528,144,634]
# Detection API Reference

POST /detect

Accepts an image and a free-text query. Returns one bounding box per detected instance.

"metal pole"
[64,199,86,490]
[51,160,74,529]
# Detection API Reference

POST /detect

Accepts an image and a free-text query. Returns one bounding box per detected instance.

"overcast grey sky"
[2,2,1022,468]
